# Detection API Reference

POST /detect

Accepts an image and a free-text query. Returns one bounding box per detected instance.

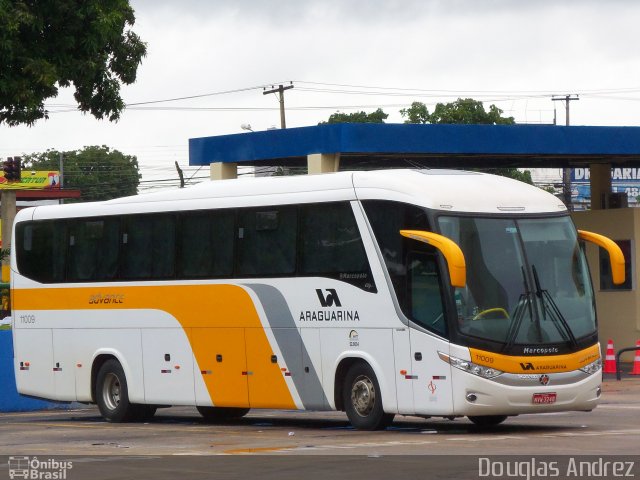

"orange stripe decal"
[469,344,600,374]
[13,285,297,409]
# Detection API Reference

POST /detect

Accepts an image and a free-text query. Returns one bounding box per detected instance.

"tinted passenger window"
[237,207,297,275]
[300,203,367,274]
[364,200,447,335]
[16,221,67,283]
[364,200,431,305]
[121,215,176,279]
[180,211,234,277]
[68,218,119,281]
[408,252,446,335]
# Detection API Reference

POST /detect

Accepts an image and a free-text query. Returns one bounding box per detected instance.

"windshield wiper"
[532,265,578,348]
[502,267,534,353]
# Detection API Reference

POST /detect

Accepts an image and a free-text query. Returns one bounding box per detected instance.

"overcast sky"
[2,0,639,190]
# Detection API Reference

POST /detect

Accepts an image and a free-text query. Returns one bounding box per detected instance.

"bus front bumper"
[451,368,602,417]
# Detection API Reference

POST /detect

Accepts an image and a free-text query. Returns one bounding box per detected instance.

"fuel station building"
[190,123,640,352]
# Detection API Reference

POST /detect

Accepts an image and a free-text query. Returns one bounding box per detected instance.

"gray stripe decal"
[245,283,328,409]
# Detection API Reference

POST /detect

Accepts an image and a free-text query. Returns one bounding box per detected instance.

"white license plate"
[532,392,557,404]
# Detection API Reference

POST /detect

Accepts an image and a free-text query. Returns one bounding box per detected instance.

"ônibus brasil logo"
[8,456,73,479]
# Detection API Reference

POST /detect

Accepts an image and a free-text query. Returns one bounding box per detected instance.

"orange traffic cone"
[603,339,617,374]
[630,340,640,375]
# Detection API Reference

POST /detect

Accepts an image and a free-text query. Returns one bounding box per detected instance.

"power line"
[41,81,640,114]
[125,84,271,106]
[295,80,640,96]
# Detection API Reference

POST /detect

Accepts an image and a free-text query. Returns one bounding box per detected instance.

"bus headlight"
[579,358,602,375]
[438,352,503,379]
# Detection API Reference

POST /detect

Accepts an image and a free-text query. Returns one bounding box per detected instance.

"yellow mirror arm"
[578,230,626,285]
[400,230,466,288]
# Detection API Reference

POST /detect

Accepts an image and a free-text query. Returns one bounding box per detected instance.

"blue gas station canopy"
[189,123,640,168]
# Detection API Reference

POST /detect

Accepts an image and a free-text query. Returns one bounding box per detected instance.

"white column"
[210,162,238,180]
[307,153,340,174]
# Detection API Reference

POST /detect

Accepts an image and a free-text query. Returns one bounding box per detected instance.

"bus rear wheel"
[343,362,394,430]
[468,415,508,427]
[197,406,250,422]
[95,359,139,423]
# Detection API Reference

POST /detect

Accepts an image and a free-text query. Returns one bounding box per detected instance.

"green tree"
[399,101,431,124]
[320,108,388,124]
[429,98,515,125]
[400,98,515,125]
[0,0,146,126]
[400,98,530,183]
[23,146,140,201]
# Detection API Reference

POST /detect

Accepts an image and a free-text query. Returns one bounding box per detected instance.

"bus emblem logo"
[316,289,342,307]
[520,362,535,371]
[539,374,550,386]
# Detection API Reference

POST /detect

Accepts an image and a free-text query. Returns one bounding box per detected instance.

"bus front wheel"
[343,362,394,430]
[95,359,139,423]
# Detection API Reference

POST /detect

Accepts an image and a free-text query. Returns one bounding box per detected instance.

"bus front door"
[407,251,453,415]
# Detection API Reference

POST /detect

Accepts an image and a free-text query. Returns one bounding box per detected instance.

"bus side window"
[179,211,234,278]
[16,221,67,284]
[67,219,119,282]
[121,215,176,279]
[237,207,297,276]
[363,200,448,335]
[407,251,446,336]
[300,203,368,275]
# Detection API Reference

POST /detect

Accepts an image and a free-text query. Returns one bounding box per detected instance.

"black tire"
[468,415,508,427]
[343,362,394,430]
[197,406,250,422]
[95,359,139,423]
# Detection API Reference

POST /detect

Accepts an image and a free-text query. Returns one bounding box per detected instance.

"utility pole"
[59,151,64,188]
[263,82,294,129]
[175,161,185,188]
[1,156,19,280]
[552,94,579,210]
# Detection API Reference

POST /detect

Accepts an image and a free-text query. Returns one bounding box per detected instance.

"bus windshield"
[437,215,596,347]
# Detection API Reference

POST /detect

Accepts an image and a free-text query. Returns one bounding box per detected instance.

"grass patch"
[0,324,10,330]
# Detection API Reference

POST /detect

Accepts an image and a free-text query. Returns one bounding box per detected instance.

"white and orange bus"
[10,169,623,429]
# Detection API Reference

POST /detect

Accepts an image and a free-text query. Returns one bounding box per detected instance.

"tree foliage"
[399,101,430,124]
[0,0,146,126]
[320,108,388,124]
[23,146,140,201]
[400,98,515,125]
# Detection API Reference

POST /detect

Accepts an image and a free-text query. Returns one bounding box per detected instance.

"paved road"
[1,375,638,479]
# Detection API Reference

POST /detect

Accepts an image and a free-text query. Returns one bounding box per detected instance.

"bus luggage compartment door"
[191,327,249,408]
[142,328,195,405]
[52,329,77,401]
[245,328,298,410]
[13,327,55,399]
